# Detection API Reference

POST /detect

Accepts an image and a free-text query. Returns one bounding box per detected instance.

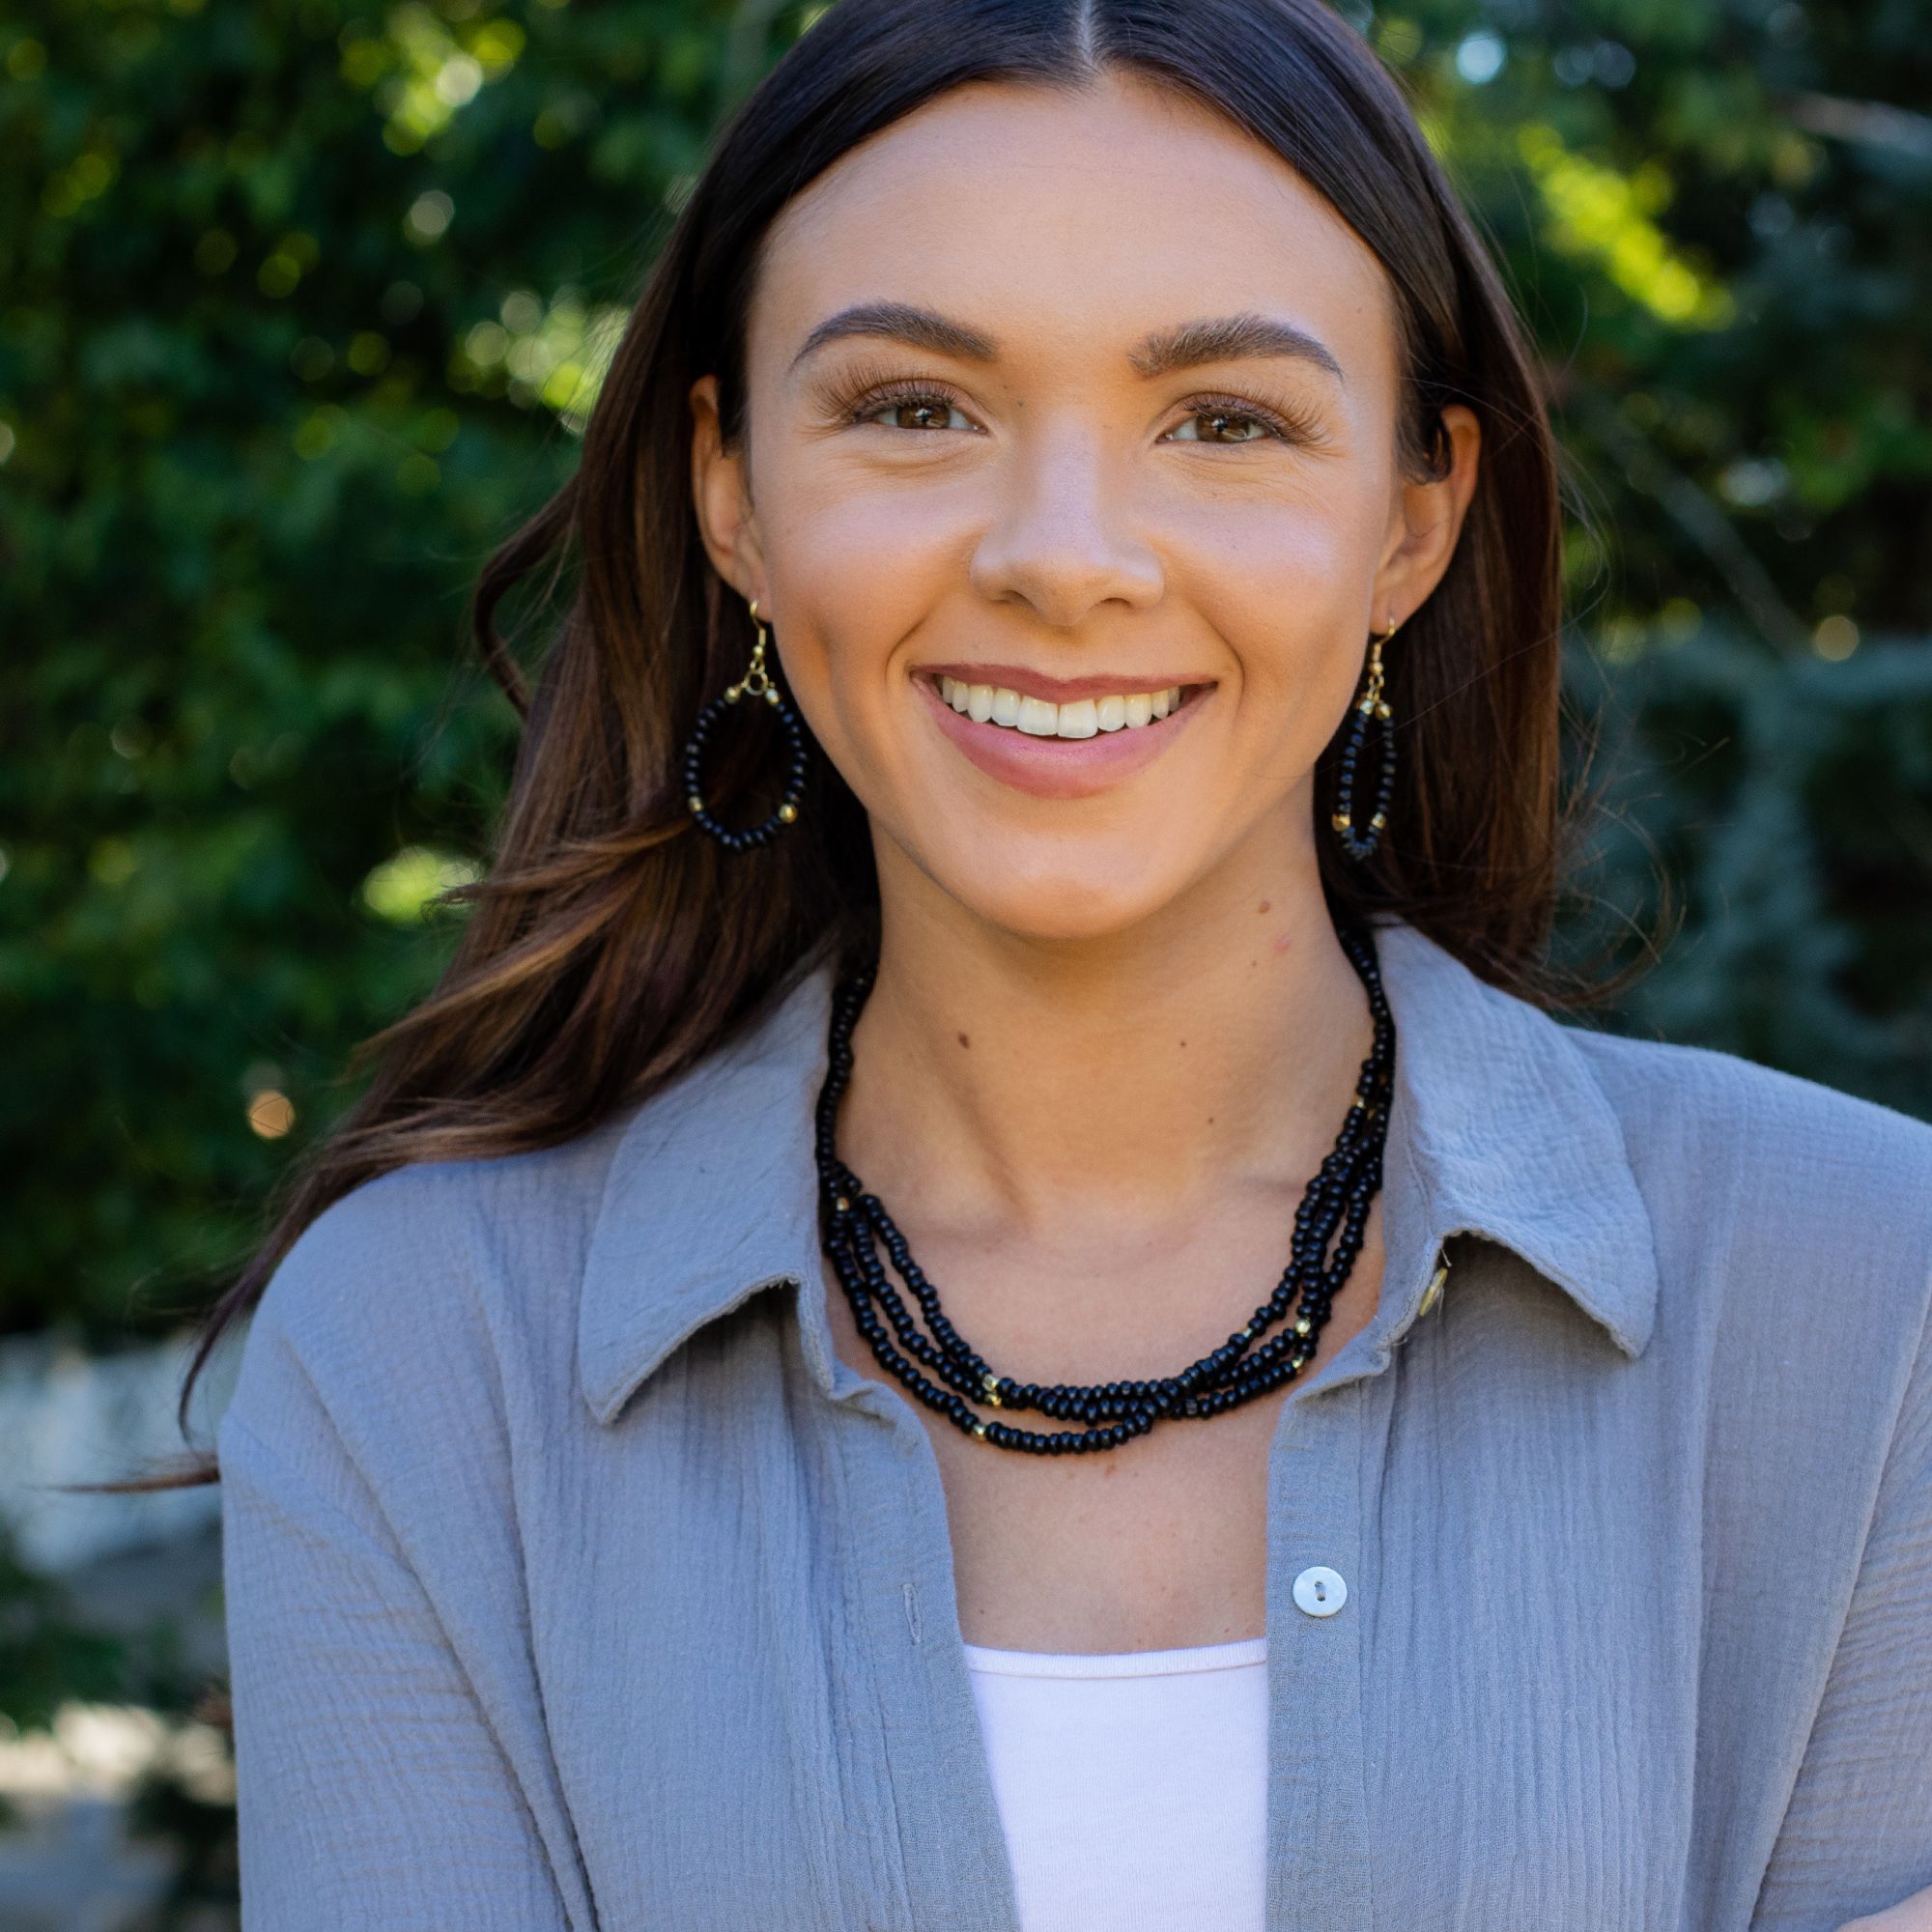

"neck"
[838,824,1379,1246]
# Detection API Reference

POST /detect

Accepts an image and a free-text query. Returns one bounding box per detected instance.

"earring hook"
[731,597,777,703]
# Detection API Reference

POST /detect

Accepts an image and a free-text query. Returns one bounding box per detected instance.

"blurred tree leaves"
[0,0,789,1343]
[1368,0,1932,1085]
[1,0,1928,1348]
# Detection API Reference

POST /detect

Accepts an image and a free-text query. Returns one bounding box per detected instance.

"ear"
[689,373,767,606]
[1371,402,1481,627]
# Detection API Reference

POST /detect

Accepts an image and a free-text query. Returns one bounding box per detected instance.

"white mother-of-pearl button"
[1293,1565,1348,1617]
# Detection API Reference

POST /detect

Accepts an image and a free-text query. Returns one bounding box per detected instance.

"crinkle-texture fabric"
[216,917,1932,1931]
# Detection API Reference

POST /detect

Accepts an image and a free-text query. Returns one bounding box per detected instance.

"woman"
[193,0,1932,1925]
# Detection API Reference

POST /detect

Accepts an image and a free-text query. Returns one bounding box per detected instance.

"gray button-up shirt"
[216,917,1932,1930]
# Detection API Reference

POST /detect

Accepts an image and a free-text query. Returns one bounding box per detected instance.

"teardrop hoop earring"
[681,598,810,853]
[1329,616,1400,864]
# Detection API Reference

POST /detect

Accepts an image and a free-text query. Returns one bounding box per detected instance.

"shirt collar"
[578,918,1661,1426]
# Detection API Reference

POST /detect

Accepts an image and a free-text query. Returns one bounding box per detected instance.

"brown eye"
[1165,394,1320,445]
[1175,408,1276,443]
[844,382,975,432]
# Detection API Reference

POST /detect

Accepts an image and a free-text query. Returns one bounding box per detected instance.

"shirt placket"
[1264,1366,1378,1932]
[818,1364,1025,1932]
[1260,1188,1449,1932]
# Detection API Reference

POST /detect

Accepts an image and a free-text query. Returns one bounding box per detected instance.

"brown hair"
[79,0,1652,1499]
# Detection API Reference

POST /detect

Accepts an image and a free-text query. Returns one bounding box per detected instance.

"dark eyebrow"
[787,301,1346,387]
[789,301,998,372]
[1130,312,1347,386]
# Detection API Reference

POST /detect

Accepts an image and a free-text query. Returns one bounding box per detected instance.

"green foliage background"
[3,0,1929,1341]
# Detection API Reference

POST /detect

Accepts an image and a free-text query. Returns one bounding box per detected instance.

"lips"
[917,662,1214,704]
[914,668,1212,802]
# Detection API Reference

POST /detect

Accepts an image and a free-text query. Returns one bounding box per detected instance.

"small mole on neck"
[1257,899,1270,914]
[956,1031,970,1049]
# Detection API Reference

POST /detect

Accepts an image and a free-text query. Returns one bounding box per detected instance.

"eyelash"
[824,369,1325,447]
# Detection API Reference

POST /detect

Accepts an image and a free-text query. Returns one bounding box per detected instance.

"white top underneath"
[961,1635,1269,1932]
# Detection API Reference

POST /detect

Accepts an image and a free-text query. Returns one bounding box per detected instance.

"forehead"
[750,71,1395,388]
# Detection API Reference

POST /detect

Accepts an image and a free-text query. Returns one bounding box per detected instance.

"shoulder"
[1561,1018,1932,1352]
[221,954,835,1453]
[274,1117,628,1328]
[222,1111,639,1458]
[1564,1018,1932,1210]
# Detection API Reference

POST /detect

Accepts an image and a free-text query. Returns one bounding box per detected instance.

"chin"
[933,859,1178,947]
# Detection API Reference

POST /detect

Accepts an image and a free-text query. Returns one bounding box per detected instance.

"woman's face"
[692,70,1477,944]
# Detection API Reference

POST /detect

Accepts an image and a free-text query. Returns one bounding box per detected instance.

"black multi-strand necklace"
[812,919,1396,1454]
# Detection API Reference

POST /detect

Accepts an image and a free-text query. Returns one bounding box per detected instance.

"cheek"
[761,441,977,600]
[1158,485,1378,714]
[756,456,974,717]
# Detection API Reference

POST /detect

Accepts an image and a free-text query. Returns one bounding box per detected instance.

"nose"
[967,429,1164,629]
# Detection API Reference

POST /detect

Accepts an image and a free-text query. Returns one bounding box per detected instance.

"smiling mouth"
[921,671,1213,740]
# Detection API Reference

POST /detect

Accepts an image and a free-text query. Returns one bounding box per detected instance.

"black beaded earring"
[682,598,810,853]
[1329,616,1399,864]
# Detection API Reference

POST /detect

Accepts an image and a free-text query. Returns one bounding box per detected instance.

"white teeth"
[934,676,1189,738]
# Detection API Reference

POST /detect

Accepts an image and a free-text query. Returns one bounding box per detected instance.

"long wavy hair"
[83,0,1650,1498]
